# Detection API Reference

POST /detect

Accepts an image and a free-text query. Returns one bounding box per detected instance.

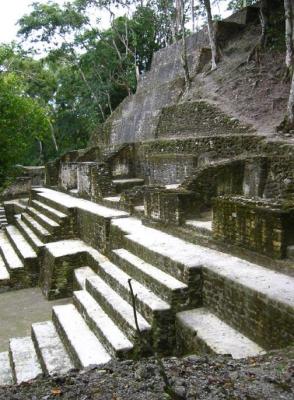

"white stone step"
[35,187,128,219]
[16,216,44,251]
[112,248,187,304]
[112,178,144,185]
[74,266,97,289]
[112,217,294,308]
[32,321,74,376]
[0,231,23,272]
[31,199,68,222]
[103,196,121,203]
[134,205,144,212]
[86,275,151,338]
[27,207,60,230]
[0,254,10,282]
[176,308,265,359]
[21,212,51,241]
[5,225,37,261]
[73,290,133,358]
[91,256,170,320]
[9,336,42,384]
[52,304,111,368]
[186,219,213,234]
[0,352,13,385]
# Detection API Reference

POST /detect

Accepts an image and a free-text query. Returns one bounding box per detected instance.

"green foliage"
[0,56,51,187]
[227,0,257,11]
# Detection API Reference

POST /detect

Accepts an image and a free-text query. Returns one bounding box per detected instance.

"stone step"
[112,248,189,309]
[112,178,144,193]
[21,212,51,243]
[101,196,123,211]
[5,225,39,284]
[74,266,97,290]
[35,187,128,219]
[111,217,294,349]
[86,275,151,343]
[35,191,74,215]
[185,219,213,237]
[5,225,37,263]
[31,199,68,224]
[202,262,294,350]
[9,336,43,384]
[0,231,26,286]
[0,254,10,287]
[73,290,134,359]
[0,352,13,385]
[15,216,44,253]
[52,304,111,369]
[27,207,60,235]
[89,253,171,324]
[133,205,145,217]
[111,217,196,283]
[31,320,74,376]
[176,308,265,359]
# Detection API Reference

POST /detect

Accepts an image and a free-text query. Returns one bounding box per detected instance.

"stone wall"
[144,188,199,225]
[262,157,294,200]
[142,154,197,185]
[1,177,31,201]
[106,144,136,178]
[59,163,78,190]
[203,266,294,349]
[182,159,245,208]
[155,101,253,139]
[212,196,294,259]
[77,162,97,198]
[45,159,60,186]
[135,135,264,186]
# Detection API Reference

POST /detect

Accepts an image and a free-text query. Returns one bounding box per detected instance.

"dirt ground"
[185,22,294,142]
[0,288,70,352]
[0,348,293,399]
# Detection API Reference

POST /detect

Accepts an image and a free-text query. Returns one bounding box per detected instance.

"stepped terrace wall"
[155,101,253,138]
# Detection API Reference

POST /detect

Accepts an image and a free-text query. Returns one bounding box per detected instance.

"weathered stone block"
[144,188,199,225]
[59,163,78,190]
[77,162,97,199]
[213,196,294,259]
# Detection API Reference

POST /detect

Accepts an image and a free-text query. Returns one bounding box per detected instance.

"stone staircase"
[0,191,76,291]
[0,188,293,386]
[0,206,8,229]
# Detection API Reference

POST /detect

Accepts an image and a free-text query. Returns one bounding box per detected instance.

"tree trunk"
[286,70,294,129]
[260,0,269,48]
[284,0,294,73]
[180,0,190,89]
[49,121,59,152]
[203,0,218,70]
[38,140,44,164]
[191,0,195,32]
[247,0,269,62]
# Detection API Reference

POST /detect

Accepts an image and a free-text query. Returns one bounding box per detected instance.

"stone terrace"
[0,186,293,385]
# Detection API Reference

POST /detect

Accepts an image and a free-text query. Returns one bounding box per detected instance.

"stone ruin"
[0,4,293,386]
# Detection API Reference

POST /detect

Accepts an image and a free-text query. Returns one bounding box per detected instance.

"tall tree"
[279,0,294,132]
[203,0,218,70]
[0,49,51,187]
[284,0,294,76]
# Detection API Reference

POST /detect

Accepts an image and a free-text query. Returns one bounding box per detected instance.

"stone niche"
[107,144,136,178]
[144,187,199,225]
[212,196,294,259]
[45,159,60,186]
[77,162,97,198]
[59,162,78,191]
